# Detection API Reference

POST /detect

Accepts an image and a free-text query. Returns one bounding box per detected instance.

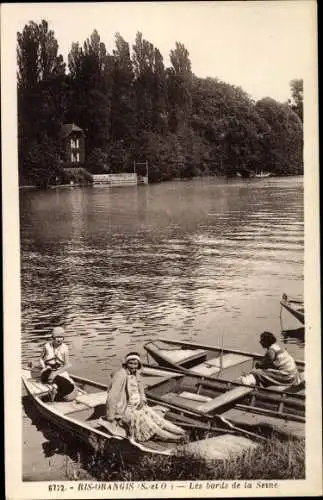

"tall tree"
[110,33,135,142]
[66,30,113,155]
[288,79,303,121]
[17,20,66,185]
[167,42,192,132]
[17,20,65,89]
[152,48,168,134]
[132,32,155,132]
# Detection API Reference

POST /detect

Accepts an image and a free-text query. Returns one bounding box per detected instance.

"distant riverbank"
[18,173,303,191]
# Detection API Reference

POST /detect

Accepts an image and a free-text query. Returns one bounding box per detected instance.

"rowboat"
[280,294,305,325]
[22,367,263,459]
[145,372,305,439]
[144,339,305,394]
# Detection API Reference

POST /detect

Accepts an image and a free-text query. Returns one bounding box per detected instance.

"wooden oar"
[167,410,267,443]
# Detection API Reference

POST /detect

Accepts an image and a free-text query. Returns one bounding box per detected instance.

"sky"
[4,1,317,102]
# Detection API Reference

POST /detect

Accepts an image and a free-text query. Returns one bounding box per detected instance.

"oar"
[165,408,267,443]
[216,415,268,442]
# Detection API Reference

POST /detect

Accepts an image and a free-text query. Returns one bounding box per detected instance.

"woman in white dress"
[39,326,75,400]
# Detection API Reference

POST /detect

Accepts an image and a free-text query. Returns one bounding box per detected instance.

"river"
[20,176,304,480]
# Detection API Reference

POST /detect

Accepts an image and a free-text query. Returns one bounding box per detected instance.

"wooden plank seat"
[25,378,52,396]
[191,353,251,377]
[179,391,212,403]
[161,392,207,411]
[196,386,254,414]
[49,401,89,414]
[162,349,208,366]
[75,391,107,408]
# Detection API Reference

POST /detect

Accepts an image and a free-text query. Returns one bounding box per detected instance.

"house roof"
[61,123,85,138]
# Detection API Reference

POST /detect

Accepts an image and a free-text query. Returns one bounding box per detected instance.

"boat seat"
[196,386,254,414]
[178,391,212,403]
[191,354,251,377]
[75,391,107,408]
[163,349,208,366]
[25,378,52,396]
[49,401,89,414]
[161,392,206,411]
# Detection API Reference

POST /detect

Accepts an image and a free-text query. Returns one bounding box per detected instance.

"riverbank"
[62,434,305,481]
[18,173,303,191]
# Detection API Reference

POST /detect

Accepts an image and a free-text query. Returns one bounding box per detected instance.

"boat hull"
[280,299,305,325]
[22,369,177,456]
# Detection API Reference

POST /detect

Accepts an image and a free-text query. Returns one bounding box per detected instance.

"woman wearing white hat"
[39,326,75,401]
[103,352,186,442]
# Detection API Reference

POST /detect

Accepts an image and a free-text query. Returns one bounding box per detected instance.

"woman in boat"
[238,331,301,388]
[104,352,186,442]
[39,326,75,401]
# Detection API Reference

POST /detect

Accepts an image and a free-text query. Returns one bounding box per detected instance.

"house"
[60,123,86,164]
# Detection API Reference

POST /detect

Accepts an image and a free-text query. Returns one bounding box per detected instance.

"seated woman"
[40,326,75,401]
[237,331,301,388]
[103,352,186,442]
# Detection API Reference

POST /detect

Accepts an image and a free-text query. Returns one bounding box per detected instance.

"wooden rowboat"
[144,339,305,395]
[22,368,263,459]
[145,372,305,439]
[280,294,305,325]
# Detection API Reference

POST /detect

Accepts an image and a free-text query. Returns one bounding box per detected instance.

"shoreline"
[19,174,304,191]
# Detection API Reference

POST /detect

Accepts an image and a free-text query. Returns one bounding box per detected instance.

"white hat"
[124,353,141,365]
[52,326,65,338]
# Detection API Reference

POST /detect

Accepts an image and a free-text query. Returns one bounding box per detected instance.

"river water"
[20,176,304,480]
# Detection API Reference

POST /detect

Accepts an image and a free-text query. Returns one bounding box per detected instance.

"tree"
[66,30,113,155]
[17,20,65,89]
[167,42,192,132]
[17,20,66,184]
[288,79,303,121]
[132,32,155,131]
[256,97,303,175]
[110,33,135,141]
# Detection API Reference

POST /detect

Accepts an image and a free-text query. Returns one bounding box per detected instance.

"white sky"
[4,1,317,102]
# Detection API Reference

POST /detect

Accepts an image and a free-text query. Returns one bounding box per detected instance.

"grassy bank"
[67,436,305,481]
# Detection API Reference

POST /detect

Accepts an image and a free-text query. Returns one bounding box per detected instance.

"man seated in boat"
[102,352,186,442]
[39,326,75,401]
[237,331,301,388]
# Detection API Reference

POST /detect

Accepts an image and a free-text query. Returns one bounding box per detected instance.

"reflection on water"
[20,176,304,479]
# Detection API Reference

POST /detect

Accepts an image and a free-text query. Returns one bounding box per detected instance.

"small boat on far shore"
[280,293,305,325]
[254,171,272,178]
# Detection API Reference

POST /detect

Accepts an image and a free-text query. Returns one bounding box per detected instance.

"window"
[71,137,80,149]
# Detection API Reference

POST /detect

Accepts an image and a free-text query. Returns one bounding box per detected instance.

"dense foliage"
[17,20,304,187]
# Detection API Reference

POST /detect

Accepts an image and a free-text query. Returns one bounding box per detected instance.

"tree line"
[17,20,304,187]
